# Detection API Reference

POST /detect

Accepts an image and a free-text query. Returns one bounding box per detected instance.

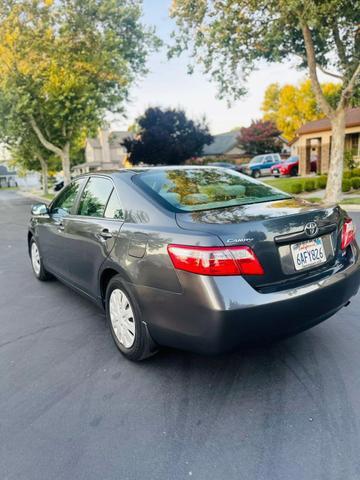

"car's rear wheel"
[105,275,157,361]
[30,238,51,281]
[290,167,298,176]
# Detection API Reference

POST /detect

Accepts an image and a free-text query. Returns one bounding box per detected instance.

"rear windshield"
[135,167,290,212]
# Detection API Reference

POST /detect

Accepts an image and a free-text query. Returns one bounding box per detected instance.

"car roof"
[74,165,230,180]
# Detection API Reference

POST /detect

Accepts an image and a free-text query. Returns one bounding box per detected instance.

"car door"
[38,178,85,279]
[65,176,124,297]
[260,155,274,176]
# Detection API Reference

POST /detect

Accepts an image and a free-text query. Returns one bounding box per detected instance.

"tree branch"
[29,116,64,158]
[316,64,344,80]
[332,25,348,71]
[338,62,360,110]
[301,23,334,118]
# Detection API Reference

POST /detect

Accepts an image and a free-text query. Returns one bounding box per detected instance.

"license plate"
[291,237,326,271]
[273,169,279,173]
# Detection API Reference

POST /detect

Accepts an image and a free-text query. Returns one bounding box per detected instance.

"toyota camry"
[28,167,360,360]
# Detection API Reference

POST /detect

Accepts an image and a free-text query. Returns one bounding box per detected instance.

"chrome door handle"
[99,229,113,239]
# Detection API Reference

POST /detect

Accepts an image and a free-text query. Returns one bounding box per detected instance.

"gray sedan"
[28,167,360,360]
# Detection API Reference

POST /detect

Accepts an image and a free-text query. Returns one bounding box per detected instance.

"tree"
[0,0,158,185]
[11,137,59,196]
[237,120,282,155]
[123,107,213,165]
[262,80,341,140]
[170,0,360,203]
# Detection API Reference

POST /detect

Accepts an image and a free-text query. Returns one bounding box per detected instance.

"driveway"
[1,189,360,480]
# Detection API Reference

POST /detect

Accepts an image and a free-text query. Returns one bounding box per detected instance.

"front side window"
[51,178,84,216]
[136,168,290,212]
[78,177,113,217]
[250,156,262,164]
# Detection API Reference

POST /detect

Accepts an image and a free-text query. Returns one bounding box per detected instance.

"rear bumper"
[132,244,360,354]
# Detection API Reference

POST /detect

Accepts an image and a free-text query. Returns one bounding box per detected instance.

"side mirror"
[31,203,49,216]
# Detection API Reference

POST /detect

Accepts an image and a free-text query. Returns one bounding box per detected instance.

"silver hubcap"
[109,289,136,348]
[31,242,41,276]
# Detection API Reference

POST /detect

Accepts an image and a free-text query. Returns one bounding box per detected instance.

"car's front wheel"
[105,275,157,361]
[252,170,260,179]
[30,238,51,281]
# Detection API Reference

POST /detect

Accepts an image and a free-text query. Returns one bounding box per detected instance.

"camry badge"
[304,221,318,237]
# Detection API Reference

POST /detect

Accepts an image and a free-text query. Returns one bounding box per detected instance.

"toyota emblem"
[304,221,318,237]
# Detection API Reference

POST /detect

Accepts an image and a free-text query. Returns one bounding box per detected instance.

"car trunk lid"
[176,198,344,291]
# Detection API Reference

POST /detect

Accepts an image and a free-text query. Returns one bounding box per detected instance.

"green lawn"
[42,193,55,201]
[340,197,360,205]
[263,177,317,194]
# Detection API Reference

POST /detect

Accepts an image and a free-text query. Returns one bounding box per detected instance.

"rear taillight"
[167,245,264,276]
[341,219,356,250]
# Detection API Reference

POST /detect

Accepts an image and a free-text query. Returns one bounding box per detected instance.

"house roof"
[202,131,240,156]
[0,165,16,176]
[87,131,133,149]
[109,131,133,146]
[297,107,360,135]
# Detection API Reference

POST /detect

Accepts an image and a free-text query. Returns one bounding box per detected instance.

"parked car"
[271,155,317,177]
[240,153,283,178]
[28,167,360,361]
[54,180,64,191]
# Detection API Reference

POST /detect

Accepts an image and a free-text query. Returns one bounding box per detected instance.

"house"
[0,164,17,188]
[278,135,291,154]
[73,129,133,175]
[202,131,245,160]
[293,107,360,176]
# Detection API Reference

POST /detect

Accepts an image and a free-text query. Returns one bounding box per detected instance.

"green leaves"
[170,0,359,102]
[0,0,159,175]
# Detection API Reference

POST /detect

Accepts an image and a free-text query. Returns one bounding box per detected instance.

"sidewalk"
[300,190,360,211]
[17,189,52,205]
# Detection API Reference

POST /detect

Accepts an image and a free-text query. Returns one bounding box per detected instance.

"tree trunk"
[29,117,71,185]
[39,158,48,196]
[324,108,346,204]
[61,142,71,185]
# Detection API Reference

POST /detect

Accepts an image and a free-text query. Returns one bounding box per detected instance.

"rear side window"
[104,190,124,220]
[51,178,84,216]
[78,177,113,217]
[136,168,290,212]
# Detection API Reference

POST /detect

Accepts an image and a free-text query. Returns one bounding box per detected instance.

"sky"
[112,0,326,135]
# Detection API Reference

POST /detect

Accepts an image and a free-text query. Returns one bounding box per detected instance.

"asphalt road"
[1,189,360,480]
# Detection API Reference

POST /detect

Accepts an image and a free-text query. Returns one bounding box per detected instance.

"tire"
[290,167,298,177]
[252,170,260,179]
[30,238,52,281]
[105,275,157,361]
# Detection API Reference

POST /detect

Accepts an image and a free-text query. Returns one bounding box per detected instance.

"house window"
[345,133,359,156]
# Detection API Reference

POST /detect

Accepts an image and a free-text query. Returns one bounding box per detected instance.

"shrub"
[342,178,351,192]
[290,182,303,194]
[352,168,360,177]
[304,179,316,192]
[344,150,356,171]
[351,177,360,190]
[317,176,327,189]
[343,170,352,179]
